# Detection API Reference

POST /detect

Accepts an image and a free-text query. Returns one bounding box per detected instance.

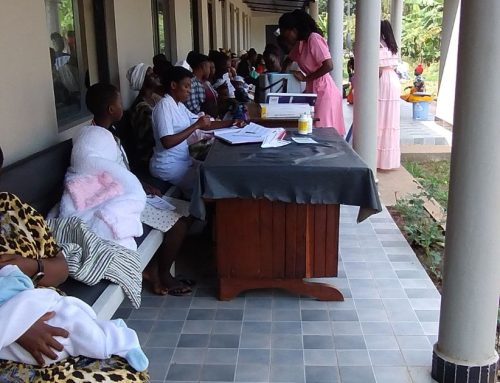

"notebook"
[140,196,190,232]
[214,123,284,145]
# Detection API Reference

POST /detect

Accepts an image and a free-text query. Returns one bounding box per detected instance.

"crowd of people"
[0,9,402,382]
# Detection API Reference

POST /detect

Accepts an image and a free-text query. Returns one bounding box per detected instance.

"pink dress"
[377,43,401,169]
[288,33,345,134]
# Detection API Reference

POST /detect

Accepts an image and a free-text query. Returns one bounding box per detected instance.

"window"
[45,0,91,129]
[152,0,173,61]
[207,0,215,50]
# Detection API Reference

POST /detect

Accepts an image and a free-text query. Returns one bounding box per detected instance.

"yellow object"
[298,114,309,134]
[401,87,433,103]
[260,105,267,118]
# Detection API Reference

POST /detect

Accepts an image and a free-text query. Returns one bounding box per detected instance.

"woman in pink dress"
[378,20,401,169]
[279,10,345,135]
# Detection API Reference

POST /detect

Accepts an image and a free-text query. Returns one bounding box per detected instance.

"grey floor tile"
[300,300,329,309]
[205,348,238,365]
[126,319,156,333]
[364,334,399,350]
[407,366,437,383]
[360,322,394,335]
[238,348,271,364]
[146,332,180,348]
[354,299,384,310]
[191,297,218,309]
[415,310,440,322]
[159,308,189,321]
[274,331,305,348]
[305,366,340,382]
[399,279,435,289]
[141,296,167,308]
[373,366,412,383]
[172,347,206,364]
[246,298,273,309]
[329,309,359,321]
[235,363,270,382]
[369,350,406,366]
[336,350,370,366]
[272,321,302,334]
[212,320,242,334]
[215,309,244,321]
[143,347,174,364]
[378,288,407,299]
[303,335,335,349]
[327,299,356,311]
[396,270,430,280]
[302,309,330,321]
[128,307,160,320]
[420,322,439,336]
[163,296,192,309]
[356,309,389,322]
[270,364,305,383]
[304,349,338,366]
[271,349,304,365]
[151,320,184,334]
[333,335,366,350]
[217,297,246,309]
[182,320,214,334]
[273,298,301,310]
[402,350,433,366]
[177,334,210,348]
[242,321,272,334]
[332,321,363,335]
[244,308,272,321]
[148,362,169,381]
[273,309,302,321]
[113,307,132,319]
[166,364,202,381]
[396,335,432,350]
[239,333,271,348]
[187,308,216,320]
[200,364,236,382]
[303,321,333,335]
[392,322,425,336]
[339,366,376,383]
[409,298,441,311]
[208,334,240,348]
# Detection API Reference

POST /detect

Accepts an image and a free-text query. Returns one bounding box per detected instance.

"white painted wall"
[250,12,280,53]
[170,0,193,62]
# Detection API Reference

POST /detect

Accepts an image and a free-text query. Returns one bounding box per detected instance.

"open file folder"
[214,123,286,144]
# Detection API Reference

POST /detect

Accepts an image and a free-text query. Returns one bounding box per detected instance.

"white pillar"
[390,0,403,50]
[214,0,224,49]
[198,0,210,53]
[309,0,319,21]
[45,0,61,35]
[352,0,381,174]
[439,0,460,87]
[328,0,344,90]
[432,1,500,382]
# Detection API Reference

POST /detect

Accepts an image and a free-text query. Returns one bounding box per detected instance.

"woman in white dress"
[377,20,401,169]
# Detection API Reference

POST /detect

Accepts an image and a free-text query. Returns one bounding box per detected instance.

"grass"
[403,160,450,209]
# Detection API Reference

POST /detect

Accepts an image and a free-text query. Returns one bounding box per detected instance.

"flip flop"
[167,285,193,296]
[177,278,196,287]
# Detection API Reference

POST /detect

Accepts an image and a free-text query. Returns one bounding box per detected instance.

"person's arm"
[160,116,211,149]
[0,251,69,287]
[293,58,333,82]
[16,312,69,366]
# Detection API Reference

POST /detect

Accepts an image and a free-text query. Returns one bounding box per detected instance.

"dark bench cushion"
[58,278,111,306]
[0,140,72,216]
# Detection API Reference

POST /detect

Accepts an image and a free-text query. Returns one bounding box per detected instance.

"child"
[0,265,148,371]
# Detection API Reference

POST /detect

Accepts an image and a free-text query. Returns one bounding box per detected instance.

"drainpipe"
[352,0,381,174]
[432,1,500,382]
[328,0,344,90]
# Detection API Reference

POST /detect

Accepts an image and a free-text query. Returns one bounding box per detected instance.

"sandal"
[177,278,196,287]
[167,285,193,296]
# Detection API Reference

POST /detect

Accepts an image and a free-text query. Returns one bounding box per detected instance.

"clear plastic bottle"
[306,112,313,134]
[298,113,308,134]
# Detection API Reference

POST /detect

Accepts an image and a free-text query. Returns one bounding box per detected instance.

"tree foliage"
[58,0,75,35]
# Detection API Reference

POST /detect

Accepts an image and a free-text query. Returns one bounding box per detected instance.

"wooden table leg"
[215,199,343,301]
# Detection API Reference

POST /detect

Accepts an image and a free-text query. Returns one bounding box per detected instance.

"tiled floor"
[118,206,440,383]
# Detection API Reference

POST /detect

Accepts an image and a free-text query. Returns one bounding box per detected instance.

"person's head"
[153,54,172,81]
[162,66,194,102]
[127,63,160,92]
[213,78,228,100]
[208,60,216,81]
[247,48,258,65]
[211,51,232,79]
[264,51,281,72]
[380,20,398,55]
[85,83,123,123]
[189,53,211,80]
[278,10,322,46]
[50,32,65,52]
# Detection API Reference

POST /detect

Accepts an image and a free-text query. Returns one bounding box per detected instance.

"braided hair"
[278,9,323,41]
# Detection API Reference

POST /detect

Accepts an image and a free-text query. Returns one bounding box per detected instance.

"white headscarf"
[126,63,148,91]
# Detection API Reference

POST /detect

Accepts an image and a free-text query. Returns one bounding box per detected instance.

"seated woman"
[0,146,149,382]
[149,66,241,198]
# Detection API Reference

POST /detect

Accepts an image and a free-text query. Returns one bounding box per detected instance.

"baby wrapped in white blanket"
[0,265,148,371]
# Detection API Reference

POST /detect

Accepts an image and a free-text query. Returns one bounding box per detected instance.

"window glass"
[45,0,88,128]
[153,0,172,61]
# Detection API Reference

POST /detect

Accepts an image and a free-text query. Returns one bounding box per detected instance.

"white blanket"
[59,126,146,250]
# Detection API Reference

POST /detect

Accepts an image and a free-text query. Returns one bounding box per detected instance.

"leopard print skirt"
[0,355,149,382]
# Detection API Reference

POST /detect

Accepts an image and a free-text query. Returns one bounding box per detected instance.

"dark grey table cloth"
[191,129,382,222]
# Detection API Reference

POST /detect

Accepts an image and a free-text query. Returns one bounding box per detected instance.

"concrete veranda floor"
[116,101,444,382]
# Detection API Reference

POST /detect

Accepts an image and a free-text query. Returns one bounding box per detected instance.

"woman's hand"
[233,119,246,128]
[292,71,307,82]
[17,311,69,366]
[0,253,37,276]
[143,183,162,196]
[195,115,212,131]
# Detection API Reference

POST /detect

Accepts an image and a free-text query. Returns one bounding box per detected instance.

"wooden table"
[192,129,381,301]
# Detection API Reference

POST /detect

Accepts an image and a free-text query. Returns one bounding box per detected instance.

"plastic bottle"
[298,113,308,135]
[306,112,313,134]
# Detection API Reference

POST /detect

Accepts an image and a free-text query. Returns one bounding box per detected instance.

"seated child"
[0,265,148,371]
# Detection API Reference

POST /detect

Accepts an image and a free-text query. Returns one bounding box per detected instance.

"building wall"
[250,12,280,53]
[170,0,193,62]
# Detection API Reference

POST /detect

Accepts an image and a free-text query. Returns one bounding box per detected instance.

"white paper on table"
[261,128,290,148]
[146,195,176,210]
[292,137,318,144]
[214,123,280,144]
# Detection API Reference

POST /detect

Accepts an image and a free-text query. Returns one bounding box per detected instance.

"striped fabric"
[47,217,142,308]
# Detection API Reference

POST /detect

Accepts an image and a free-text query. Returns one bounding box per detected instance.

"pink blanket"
[66,172,123,211]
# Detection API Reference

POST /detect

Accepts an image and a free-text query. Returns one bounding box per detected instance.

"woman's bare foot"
[161,274,193,296]
[142,268,168,295]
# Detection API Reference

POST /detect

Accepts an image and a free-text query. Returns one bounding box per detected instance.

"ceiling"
[242,0,311,14]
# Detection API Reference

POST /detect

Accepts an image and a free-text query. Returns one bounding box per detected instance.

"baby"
[0,264,148,371]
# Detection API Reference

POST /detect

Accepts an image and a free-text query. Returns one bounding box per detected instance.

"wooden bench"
[0,140,172,319]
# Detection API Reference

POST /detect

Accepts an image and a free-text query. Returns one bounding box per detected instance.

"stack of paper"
[214,123,282,144]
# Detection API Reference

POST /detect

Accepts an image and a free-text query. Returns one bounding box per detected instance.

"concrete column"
[309,0,319,21]
[327,0,344,90]
[439,0,460,87]
[352,0,380,173]
[198,0,210,53]
[390,0,403,50]
[221,0,229,49]
[431,1,500,382]
[214,0,224,49]
[45,0,61,35]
